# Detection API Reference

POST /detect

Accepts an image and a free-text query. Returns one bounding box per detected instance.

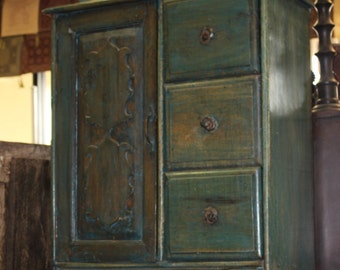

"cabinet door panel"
[53,1,157,263]
[77,27,144,241]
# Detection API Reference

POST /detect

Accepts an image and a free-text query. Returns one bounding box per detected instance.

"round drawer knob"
[200,27,214,44]
[204,206,218,225]
[200,116,218,132]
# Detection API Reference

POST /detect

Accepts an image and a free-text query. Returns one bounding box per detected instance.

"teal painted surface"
[261,0,315,269]
[50,0,314,268]
[55,265,263,270]
[76,26,145,241]
[163,0,259,81]
[51,0,158,265]
[165,168,262,261]
[298,0,314,7]
[44,0,138,14]
[165,77,261,169]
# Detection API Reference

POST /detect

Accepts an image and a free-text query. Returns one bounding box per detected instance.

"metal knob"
[200,27,214,44]
[200,116,218,132]
[204,206,218,225]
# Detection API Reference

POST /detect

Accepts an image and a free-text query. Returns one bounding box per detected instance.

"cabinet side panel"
[262,0,314,269]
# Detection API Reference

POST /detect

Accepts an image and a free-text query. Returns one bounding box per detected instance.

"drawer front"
[165,77,261,169]
[165,168,262,261]
[163,0,259,82]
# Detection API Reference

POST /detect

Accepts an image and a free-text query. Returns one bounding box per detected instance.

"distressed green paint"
[54,265,263,270]
[261,0,314,269]
[165,77,261,169]
[165,168,262,261]
[48,0,158,264]
[163,0,259,81]
[48,0,314,269]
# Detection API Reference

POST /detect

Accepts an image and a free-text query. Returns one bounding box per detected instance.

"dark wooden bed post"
[313,0,340,109]
[313,1,340,269]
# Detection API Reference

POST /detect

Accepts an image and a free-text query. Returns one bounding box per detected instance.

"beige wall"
[0,74,34,143]
[335,0,340,39]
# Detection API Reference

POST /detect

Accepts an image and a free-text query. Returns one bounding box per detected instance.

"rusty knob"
[200,116,218,132]
[200,27,214,44]
[204,206,218,225]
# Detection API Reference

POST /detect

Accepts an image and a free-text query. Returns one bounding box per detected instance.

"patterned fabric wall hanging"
[0,0,78,77]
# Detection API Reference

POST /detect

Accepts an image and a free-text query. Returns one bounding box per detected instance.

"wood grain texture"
[77,26,144,241]
[0,142,50,185]
[165,168,262,261]
[51,0,158,264]
[165,77,261,169]
[4,158,51,270]
[54,265,263,270]
[163,0,259,82]
[49,0,314,268]
[313,111,340,270]
[0,142,50,269]
[261,0,315,269]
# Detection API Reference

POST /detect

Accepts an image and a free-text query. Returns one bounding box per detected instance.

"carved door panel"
[52,1,157,263]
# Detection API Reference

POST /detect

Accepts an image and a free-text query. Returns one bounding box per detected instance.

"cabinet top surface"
[43,0,137,14]
[44,0,313,14]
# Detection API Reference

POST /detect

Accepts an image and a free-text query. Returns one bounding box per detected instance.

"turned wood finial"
[313,0,340,111]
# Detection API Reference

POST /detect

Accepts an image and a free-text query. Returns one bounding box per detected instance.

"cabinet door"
[52,1,157,263]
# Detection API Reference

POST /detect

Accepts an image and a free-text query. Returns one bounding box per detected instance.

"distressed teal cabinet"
[47,0,315,269]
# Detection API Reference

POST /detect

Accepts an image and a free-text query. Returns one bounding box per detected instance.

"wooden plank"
[0,183,5,268]
[0,142,50,179]
[0,142,51,269]
[313,110,340,270]
[4,158,51,270]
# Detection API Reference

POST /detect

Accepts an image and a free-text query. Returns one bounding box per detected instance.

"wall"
[0,74,34,144]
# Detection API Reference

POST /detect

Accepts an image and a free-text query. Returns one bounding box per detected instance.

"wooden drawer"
[165,77,261,169]
[163,0,259,82]
[165,168,262,261]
